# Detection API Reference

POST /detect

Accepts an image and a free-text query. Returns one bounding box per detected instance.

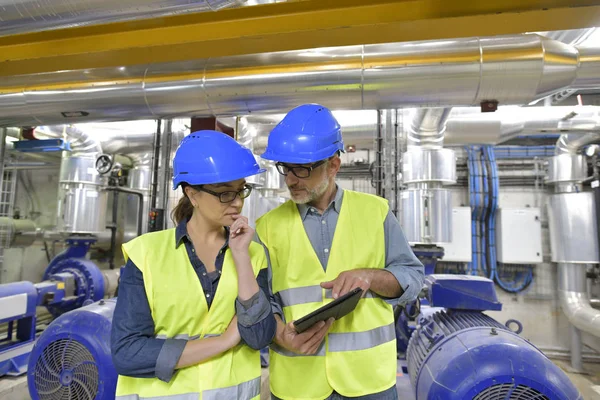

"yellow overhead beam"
[1,0,600,78]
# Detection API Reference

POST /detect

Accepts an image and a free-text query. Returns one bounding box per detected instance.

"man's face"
[277,159,332,204]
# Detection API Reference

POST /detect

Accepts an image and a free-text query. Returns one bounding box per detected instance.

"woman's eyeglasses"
[197,184,253,203]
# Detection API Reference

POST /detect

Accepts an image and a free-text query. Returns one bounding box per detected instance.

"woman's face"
[185,179,248,226]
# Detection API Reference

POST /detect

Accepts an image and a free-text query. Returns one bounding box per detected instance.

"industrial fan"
[27,299,117,400]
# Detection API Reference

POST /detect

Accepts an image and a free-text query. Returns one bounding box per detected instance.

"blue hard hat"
[261,104,344,163]
[172,130,265,189]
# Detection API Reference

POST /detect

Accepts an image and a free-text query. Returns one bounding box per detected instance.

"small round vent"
[473,383,550,400]
[34,338,99,400]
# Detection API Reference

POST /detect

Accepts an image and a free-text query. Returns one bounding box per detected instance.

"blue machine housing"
[43,258,105,317]
[27,299,117,400]
[0,238,108,377]
[0,282,38,376]
[406,275,582,400]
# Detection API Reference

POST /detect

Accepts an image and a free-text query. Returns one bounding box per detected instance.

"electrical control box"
[441,207,472,262]
[148,208,165,232]
[496,207,543,264]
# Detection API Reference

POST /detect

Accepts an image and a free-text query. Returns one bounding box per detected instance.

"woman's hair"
[171,183,197,225]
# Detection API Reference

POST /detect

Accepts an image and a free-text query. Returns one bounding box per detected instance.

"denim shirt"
[110,220,276,383]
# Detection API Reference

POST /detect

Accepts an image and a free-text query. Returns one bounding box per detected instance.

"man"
[256,103,424,400]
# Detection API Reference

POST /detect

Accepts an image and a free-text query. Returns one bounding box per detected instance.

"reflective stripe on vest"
[328,323,395,352]
[155,334,200,341]
[203,377,261,400]
[115,377,261,400]
[269,323,394,357]
[155,334,220,340]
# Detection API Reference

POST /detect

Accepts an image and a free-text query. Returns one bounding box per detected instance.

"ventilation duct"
[442,106,600,146]
[0,0,249,37]
[401,108,456,244]
[1,34,598,127]
[34,126,107,236]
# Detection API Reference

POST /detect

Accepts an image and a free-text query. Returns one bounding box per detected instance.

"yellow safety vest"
[256,190,397,400]
[115,228,265,400]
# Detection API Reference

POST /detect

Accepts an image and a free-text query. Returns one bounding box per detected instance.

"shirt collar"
[297,185,344,220]
[174,218,230,248]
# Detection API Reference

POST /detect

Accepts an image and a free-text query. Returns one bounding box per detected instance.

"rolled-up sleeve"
[383,210,425,305]
[111,259,187,382]
[236,267,276,350]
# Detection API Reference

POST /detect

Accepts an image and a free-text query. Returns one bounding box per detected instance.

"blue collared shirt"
[262,187,424,317]
[110,220,276,383]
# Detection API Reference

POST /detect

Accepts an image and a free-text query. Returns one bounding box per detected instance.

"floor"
[2,358,600,399]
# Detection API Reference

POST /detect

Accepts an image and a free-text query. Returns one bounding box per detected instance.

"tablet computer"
[293,287,364,333]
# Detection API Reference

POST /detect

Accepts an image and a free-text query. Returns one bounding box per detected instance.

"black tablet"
[293,287,364,333]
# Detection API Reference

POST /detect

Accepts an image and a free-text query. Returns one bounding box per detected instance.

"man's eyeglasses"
[275,159,327,179]
[197,184,253,203]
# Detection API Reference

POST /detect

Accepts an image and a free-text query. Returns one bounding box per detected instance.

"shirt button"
[321,220,326,225]
[218,270,222,274]
[202,272,207,276]
[192,249,195,253]
[206,293,211,298]
[324,248,329,253]
[311,208,317,213]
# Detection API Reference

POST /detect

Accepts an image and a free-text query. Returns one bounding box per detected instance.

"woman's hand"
[229,215,253,254]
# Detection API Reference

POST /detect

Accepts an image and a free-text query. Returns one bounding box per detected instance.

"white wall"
[447,184,599,353]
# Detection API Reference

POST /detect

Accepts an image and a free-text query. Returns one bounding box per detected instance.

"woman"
[111,130,276,400]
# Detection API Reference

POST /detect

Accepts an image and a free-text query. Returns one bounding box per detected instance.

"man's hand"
[276,318,334,355]
[320,269,375,299]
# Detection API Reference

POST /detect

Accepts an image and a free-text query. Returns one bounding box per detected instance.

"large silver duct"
[33,125,109,236]
[545,117,600,370]
[1,34,598,127]
[443,106,600,146]
[401,108,456,244]
[407,108,452,149]
[0,0,248,37]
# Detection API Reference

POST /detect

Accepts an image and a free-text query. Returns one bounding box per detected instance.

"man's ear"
[329,155,342,176]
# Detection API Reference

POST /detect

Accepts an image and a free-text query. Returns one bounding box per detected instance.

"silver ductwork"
[545,120,600,361]
[443,106,600,146]
[33,122,161,238]
[401,108,456,244]
[407,108,452,149]
[33,125,109,236]
[559,263,600,343]
[1,34,598,127]
[0,0,248,37]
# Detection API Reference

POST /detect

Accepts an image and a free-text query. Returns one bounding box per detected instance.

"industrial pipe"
[104,187,144,238]
[1,34,598,127]
[0,0,249,37]
[558,263,600,339]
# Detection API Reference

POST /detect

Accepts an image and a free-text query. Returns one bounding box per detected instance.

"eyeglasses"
[275,159,327,178]
[197,184,253,203]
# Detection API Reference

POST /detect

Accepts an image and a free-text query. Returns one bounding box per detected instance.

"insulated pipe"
[407,108,452,149]
[443,106,600,146]
[0,0,248,37]
[558,263,600,338]
[0,34,596,127]
[34,125,102,156]
[556,132,600,155]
